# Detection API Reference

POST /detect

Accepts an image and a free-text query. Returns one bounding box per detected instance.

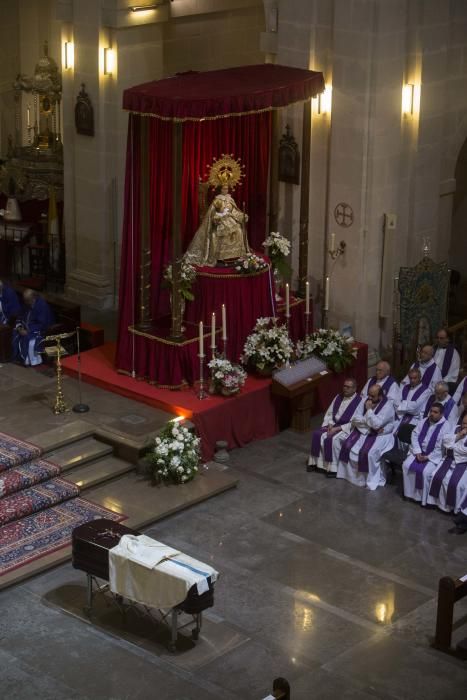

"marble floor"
[0,363,466,698]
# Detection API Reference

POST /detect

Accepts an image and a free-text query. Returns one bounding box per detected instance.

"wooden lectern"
[272,364,327,432]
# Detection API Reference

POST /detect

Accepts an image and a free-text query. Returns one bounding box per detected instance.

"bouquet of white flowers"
[163,260,197,301]
[145,421,201,484]
[208,357,247,396]
[241,317,294,373]
[262,231,291,280]
[234,253,268,274]
[296,328,357,373]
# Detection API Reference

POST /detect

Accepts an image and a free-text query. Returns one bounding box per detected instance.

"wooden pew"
[433,574,467,659]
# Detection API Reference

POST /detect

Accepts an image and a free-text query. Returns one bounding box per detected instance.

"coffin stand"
[72,518,215,652]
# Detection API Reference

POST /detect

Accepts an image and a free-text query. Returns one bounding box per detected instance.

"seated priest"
[457,391,467,426]
[401,345,442,393]
[433,328,460,393]
[308,378,363,477]
[402,402,449,503]
[12,289,54,366]
[395,368,431,430]
[0,279,20,325]
[337,384,395,490]
[453,376,467,407]
[360,360,399,404]
[424,414,467,512]
[423,381,458,430]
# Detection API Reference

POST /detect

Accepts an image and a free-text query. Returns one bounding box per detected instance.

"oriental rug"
[0,497,126,575]
[0,431,42,472]
[0,477,79,527]
[0,459,61,498]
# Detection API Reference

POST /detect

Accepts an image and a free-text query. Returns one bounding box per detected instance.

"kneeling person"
[12,289,54,366]
[308,378,362,476]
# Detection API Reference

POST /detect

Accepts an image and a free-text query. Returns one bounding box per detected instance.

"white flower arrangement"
[234,253,268,274]
[241,317,294,372]
[262,232,291,280]
[163,260,197,301]
[208,357,247,395]
[296,328,357,373]
[145,421,201,484]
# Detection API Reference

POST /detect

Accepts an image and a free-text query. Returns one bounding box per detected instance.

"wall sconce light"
[402,83,414,115]
[313,84,332,115]
[130,3,161,10]
[64,41,74,70]
[328,233,346,260]
[104,47,115,75]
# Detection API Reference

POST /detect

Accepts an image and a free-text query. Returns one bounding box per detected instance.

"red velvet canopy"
[123,64,324,121]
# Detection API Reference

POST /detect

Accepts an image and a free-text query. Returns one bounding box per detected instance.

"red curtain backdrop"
[116,111,271,375]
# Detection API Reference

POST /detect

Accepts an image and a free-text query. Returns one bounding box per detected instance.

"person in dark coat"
[12,289,54,366]
[0,279,20,325]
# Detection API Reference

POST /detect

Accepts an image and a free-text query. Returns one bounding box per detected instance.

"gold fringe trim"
[198,265,270,280]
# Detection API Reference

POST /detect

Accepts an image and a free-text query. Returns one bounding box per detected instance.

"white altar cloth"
[109,534,218,609]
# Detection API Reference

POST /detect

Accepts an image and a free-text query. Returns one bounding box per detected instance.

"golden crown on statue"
[206,153,244,190]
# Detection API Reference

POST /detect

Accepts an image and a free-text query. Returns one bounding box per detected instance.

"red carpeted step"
[0,459,61,498]
[0,478,79,527]
[0,432,42,473]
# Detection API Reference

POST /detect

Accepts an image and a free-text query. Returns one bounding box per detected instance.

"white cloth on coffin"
[109,534,219,609]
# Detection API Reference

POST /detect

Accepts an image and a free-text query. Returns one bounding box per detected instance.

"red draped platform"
[116,64,324,385]
[63,341,367,461]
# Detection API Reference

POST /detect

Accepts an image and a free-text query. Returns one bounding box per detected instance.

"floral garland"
[234,253,268,274]
[241,317,294,371]
[163,260,197,301]
[296,328,357,373]
[145,421,200,484]
[208,357,247,395]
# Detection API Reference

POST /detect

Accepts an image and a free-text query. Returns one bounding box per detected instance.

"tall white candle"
[211,312,216,349]
[324,276,330,311]
[199,321,204,356]
[26,106,31,127]
[305,281,310,314]
[222,303,227,340]
[330,233,336,253]
[285,283,290,318]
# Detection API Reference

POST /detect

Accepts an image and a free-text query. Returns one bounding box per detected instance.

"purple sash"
[408,419,444,490]
[456,378,467,405]
[368,375,396,397]
[440,345,455,379]
[414,361,436,389]
[339,398,388,470]
[424,396,455,420]
[429,457,453,499]
[446,463,467,508]
[401,383,426,424]
[310,394,361,461]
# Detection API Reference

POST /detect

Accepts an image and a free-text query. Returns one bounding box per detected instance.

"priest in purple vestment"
[360,360,399,405]
[424,414,467,512]
[423,381,457,430]
[453,377,467,407]
[402,402,448,502]
[337,384,395,490]
[395,368,431,430]
[433,328,460,389]
[308,378,362,477]
[401,345,442,393]
[12,289,54,366]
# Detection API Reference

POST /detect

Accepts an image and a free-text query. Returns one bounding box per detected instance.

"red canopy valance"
[122,64,324,121]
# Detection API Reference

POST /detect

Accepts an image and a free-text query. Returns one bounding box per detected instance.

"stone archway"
[449,137,467,320]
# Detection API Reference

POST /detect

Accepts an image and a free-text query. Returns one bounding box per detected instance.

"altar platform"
[62,341,368,461]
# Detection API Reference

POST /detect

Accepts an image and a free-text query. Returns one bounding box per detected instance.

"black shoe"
[326,471,337,478]
[306,464,315,473]
[448,525,467,535]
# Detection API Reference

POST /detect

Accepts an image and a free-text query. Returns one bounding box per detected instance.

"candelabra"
[328,239,346,260]
[198,354,207,400]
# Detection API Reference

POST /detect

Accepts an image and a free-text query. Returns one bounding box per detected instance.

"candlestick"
[324,276,330,311]
[305,281,310,315]
[26,106,31,128]
[198,353,207,400]
[285,283,290,318]
[330,233,336,253]
[211,312,216,350]
[222,303,227,340]
[199,321,204,357]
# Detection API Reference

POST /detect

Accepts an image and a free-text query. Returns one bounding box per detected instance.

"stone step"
[45,437,113,471]
[29,420,95,453]
[66,455,134,490]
